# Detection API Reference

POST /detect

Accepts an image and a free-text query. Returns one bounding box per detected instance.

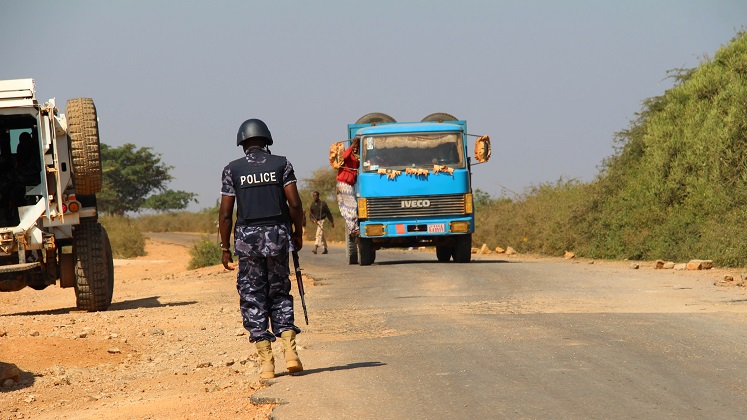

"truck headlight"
[365,224,385,236]
[450,221,470,233]
[358,198,368,219]
[465,193,473,214]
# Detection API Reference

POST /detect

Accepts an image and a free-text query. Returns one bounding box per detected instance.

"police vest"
[228,153,290,227]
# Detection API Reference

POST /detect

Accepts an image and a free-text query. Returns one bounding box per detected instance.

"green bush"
[188,235,223,269]
[99,215,146,259]
[469,32,747,268]
[135,208,218,233]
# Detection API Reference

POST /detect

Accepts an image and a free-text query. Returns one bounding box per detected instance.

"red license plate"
[427,224,445,233]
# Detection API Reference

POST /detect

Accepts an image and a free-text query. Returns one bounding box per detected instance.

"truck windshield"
[360,133,465,172]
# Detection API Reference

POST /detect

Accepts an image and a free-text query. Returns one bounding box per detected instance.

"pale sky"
[2,1,745,211]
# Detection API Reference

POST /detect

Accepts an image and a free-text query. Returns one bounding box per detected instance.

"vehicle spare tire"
[66,98,103,195]
[355,113,396,124]
[421,113,458,122]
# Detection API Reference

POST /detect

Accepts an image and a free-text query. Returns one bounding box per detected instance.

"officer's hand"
[222,251,235,270]
[293,231,303,251]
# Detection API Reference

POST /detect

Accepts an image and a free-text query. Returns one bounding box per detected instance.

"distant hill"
[590,31,747,265]
[475,32,747,266]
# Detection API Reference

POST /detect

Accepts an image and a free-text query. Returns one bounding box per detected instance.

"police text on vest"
[240,172,277,186]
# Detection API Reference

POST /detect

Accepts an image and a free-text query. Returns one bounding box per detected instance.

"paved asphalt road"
[144,234,747,418]
[249,245,747,419]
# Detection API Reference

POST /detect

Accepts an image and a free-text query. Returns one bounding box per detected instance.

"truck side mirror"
[474,135,491,163]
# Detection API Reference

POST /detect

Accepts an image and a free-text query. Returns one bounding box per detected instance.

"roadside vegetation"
[99,215,146,259]
[104,32,747,268]
[187,235,224,269]
[476,31,747,266]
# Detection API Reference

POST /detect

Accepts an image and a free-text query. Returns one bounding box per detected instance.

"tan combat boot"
[255,340,275,379]
[280,330,303,373]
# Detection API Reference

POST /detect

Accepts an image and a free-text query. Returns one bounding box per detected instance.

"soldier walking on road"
[309,191,334,254]
[218,118,305,379]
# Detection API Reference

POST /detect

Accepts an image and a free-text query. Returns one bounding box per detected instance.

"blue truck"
[333,112,491,265]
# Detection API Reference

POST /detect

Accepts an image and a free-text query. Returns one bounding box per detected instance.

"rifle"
[291,251,309,325]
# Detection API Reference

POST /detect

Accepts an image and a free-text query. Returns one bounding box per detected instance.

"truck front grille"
[364,194,465,219]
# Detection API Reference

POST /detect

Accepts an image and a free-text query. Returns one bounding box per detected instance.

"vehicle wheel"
[346,234,358,265]
[356,113,396,124]
[66,98,103,195]
[436,245,453,262]
[74,219,113,311]
[358,237,375,266]
[422,113,458,122]
[453,234,472,263]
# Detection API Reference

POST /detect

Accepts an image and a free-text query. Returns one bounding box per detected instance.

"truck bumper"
[359,216,473,247]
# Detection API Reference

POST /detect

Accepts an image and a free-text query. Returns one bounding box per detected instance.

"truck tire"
[422,113,458,122]
[73,219,114,311]
[358,237,375,266]
[346,234,358,265]
[356,113,396,124]
[453,234,472,263]
[66,98,103,195]
[436,245,453,262]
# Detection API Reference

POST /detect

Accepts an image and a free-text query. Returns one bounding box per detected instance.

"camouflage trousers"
[236,252,301,343]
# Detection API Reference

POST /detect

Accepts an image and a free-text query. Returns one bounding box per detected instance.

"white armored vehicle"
[0,79,113,311]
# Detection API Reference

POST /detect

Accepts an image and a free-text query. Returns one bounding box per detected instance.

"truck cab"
[337,113,490,265]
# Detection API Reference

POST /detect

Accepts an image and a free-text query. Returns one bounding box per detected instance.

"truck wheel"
[436,245,453,262]
[356,113,396,124]
[453,234,472,263]
[358,238,375,266]
[346,234,358,265]
[422,113,458,122]
[66,98,103,195]
[74,219,114,311]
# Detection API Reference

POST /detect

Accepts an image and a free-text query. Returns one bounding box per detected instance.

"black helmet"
[237,118,273,146]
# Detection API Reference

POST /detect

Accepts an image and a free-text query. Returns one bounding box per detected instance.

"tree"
[473,189,493,208]
[143,190,198,212]
[301,167,338,203]
[98,143,196,215]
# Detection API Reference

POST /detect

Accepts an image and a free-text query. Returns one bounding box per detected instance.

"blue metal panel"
[348,121,467,139]
[358,169,470,197]
[355,122,465,136]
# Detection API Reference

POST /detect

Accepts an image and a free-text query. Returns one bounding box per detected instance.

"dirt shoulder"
[0,238,293,420]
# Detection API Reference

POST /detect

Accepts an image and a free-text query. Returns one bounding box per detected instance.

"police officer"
[219,118,304,379]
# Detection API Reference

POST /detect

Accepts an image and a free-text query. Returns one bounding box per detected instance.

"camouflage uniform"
[221,148,301,343]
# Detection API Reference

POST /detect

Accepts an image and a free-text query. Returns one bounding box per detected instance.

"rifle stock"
[291,251,309,325]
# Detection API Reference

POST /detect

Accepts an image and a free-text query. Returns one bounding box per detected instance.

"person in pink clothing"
[336,139,360,237]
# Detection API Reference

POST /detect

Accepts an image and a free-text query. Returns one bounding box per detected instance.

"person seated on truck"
[15,132,41,189]
[336,138,360,237]
[0,136,13,226]
[366,147,392,170]
[432,143,460,166]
